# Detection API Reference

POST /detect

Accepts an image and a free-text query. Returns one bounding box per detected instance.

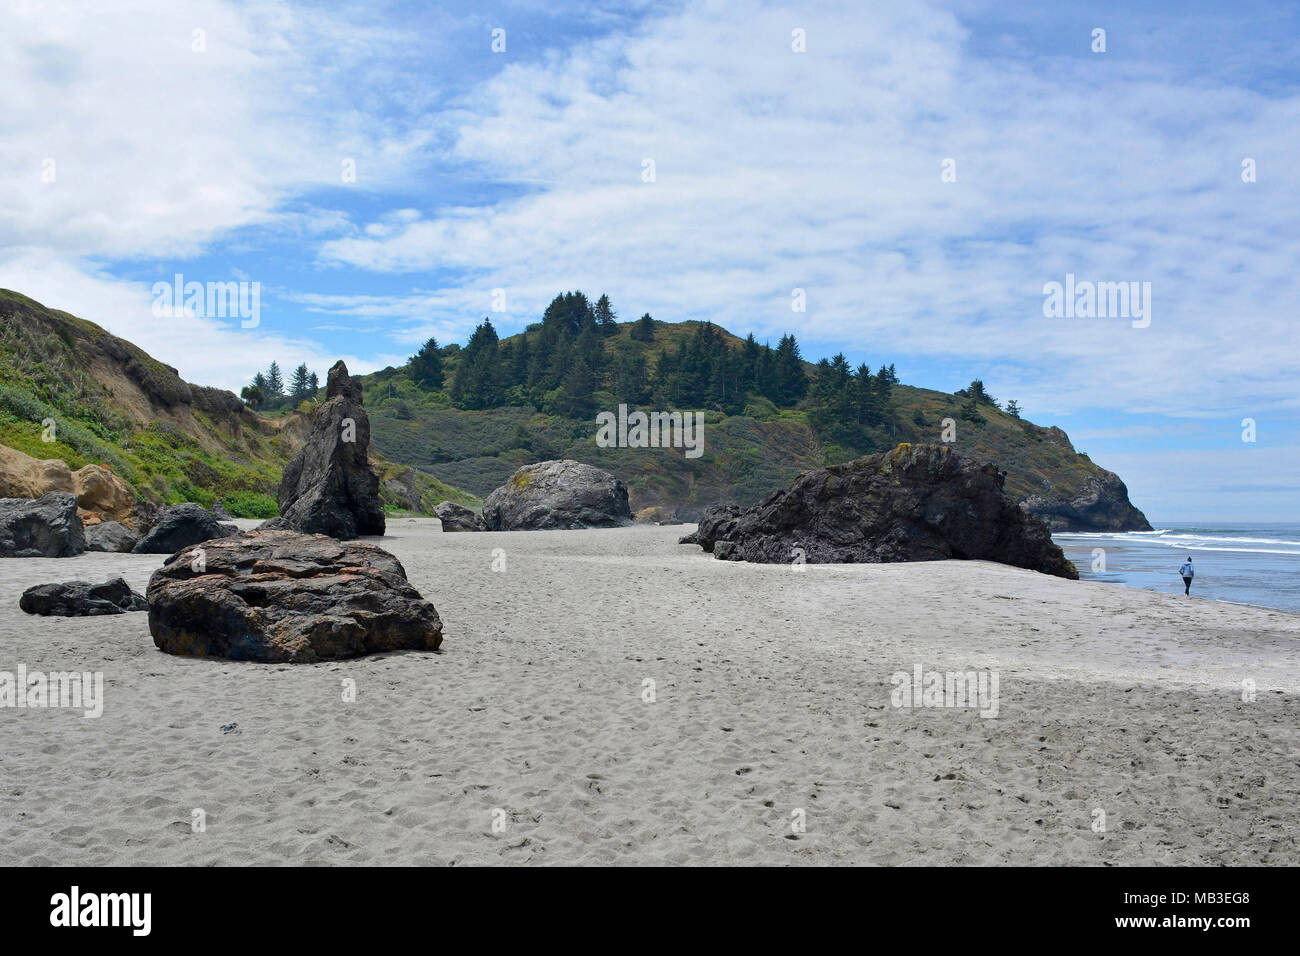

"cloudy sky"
[2,0,1297,521]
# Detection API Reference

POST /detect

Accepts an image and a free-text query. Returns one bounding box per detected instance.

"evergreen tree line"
[241,360,320,410]
[403,291,904,453]
[807,355,899,448]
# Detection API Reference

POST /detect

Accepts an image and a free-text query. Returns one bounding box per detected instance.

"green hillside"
[354,292,1151,530]
[0,287,1146,532]
[0,290,475,519]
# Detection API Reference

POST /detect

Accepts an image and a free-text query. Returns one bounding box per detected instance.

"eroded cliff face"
[1020,468,1152,532]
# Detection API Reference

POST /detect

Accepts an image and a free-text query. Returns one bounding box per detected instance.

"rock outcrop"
[267,361,385,540]
[0,492,86,557]
[0,446,136,526]
[147,530,443,662]
[72,464,136,526]
[481,460,632,531]
[20,577,147,616]
[435,501,485,532]
[1020,469,1153,532]
[132,502,237,554]
[686,444,1077,579]
[678,502,742,546]
[85,520,139,553]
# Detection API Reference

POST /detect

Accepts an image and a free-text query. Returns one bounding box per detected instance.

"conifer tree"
[595,294,618,335]
[289,363,311,401]
[409,337,444,390]
[630,313,655,343]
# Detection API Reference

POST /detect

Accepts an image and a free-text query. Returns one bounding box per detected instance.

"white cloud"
[316,0,1300,419]
[0,0,434,388]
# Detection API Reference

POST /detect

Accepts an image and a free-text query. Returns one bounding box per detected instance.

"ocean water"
[1053,523,1300,615]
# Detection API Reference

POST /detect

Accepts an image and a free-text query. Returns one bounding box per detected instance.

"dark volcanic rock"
[0,492,86,557]
[678,503,743,549]
[268,361,385,540]
[434,501,485,532]
[132,502,236,554]
[146,529,443,662]
[85,520,138,553]
[712,540,738,560]
[482,460,632,531]
[1020,469,1153,532]
[20,577,147,616]
[689,444,1078,579]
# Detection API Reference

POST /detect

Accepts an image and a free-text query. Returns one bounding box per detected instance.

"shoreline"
[3,522,1297,865]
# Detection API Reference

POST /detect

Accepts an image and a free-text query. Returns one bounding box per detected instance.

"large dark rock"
[435,501,485,532]
[20,577,147,616]
[146,530,443,662]
[268,361,385,540]
[687,444,1078,579]
[1020,469,1153,532]
[0,492,86,557]
[86,520,138,553]
[482,460,632,531]
[132,502,237,554]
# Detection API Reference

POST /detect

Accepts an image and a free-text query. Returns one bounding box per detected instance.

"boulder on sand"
[147,530,443,662]
[20,577,147,616]
[481,460,632,531]
[266,360,384,540]
[686,443,1078,579]
[86,520,139,553]
[132,502,237,554]
[434,501,485,532]
[72,464,136,526]
[0,492,86,557]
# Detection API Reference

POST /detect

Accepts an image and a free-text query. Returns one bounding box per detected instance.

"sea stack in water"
[0,492,86,557]
[687,443,1078,579]
[266,360,384,540]
[482,460,632,531]
[147,530,443,662]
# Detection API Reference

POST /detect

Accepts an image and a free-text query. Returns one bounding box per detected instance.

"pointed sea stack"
[266,361,385,540]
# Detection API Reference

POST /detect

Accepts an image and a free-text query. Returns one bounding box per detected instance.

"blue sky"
[2,0,1297,522]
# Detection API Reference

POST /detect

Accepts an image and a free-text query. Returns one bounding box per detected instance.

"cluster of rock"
[8,360,448,666]
[20,578,147,616]
[682,443,1078,579]
[146,530,443,662]
[0,445,135,526]
[142,364,436,662]
[480,460,632,531]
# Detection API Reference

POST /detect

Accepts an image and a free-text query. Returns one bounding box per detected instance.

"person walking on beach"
[1179,556,1194,595]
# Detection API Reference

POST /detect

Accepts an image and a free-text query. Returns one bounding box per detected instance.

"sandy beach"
[2,520,1297,866]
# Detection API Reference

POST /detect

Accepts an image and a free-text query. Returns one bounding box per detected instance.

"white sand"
[2,521,1297,865]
